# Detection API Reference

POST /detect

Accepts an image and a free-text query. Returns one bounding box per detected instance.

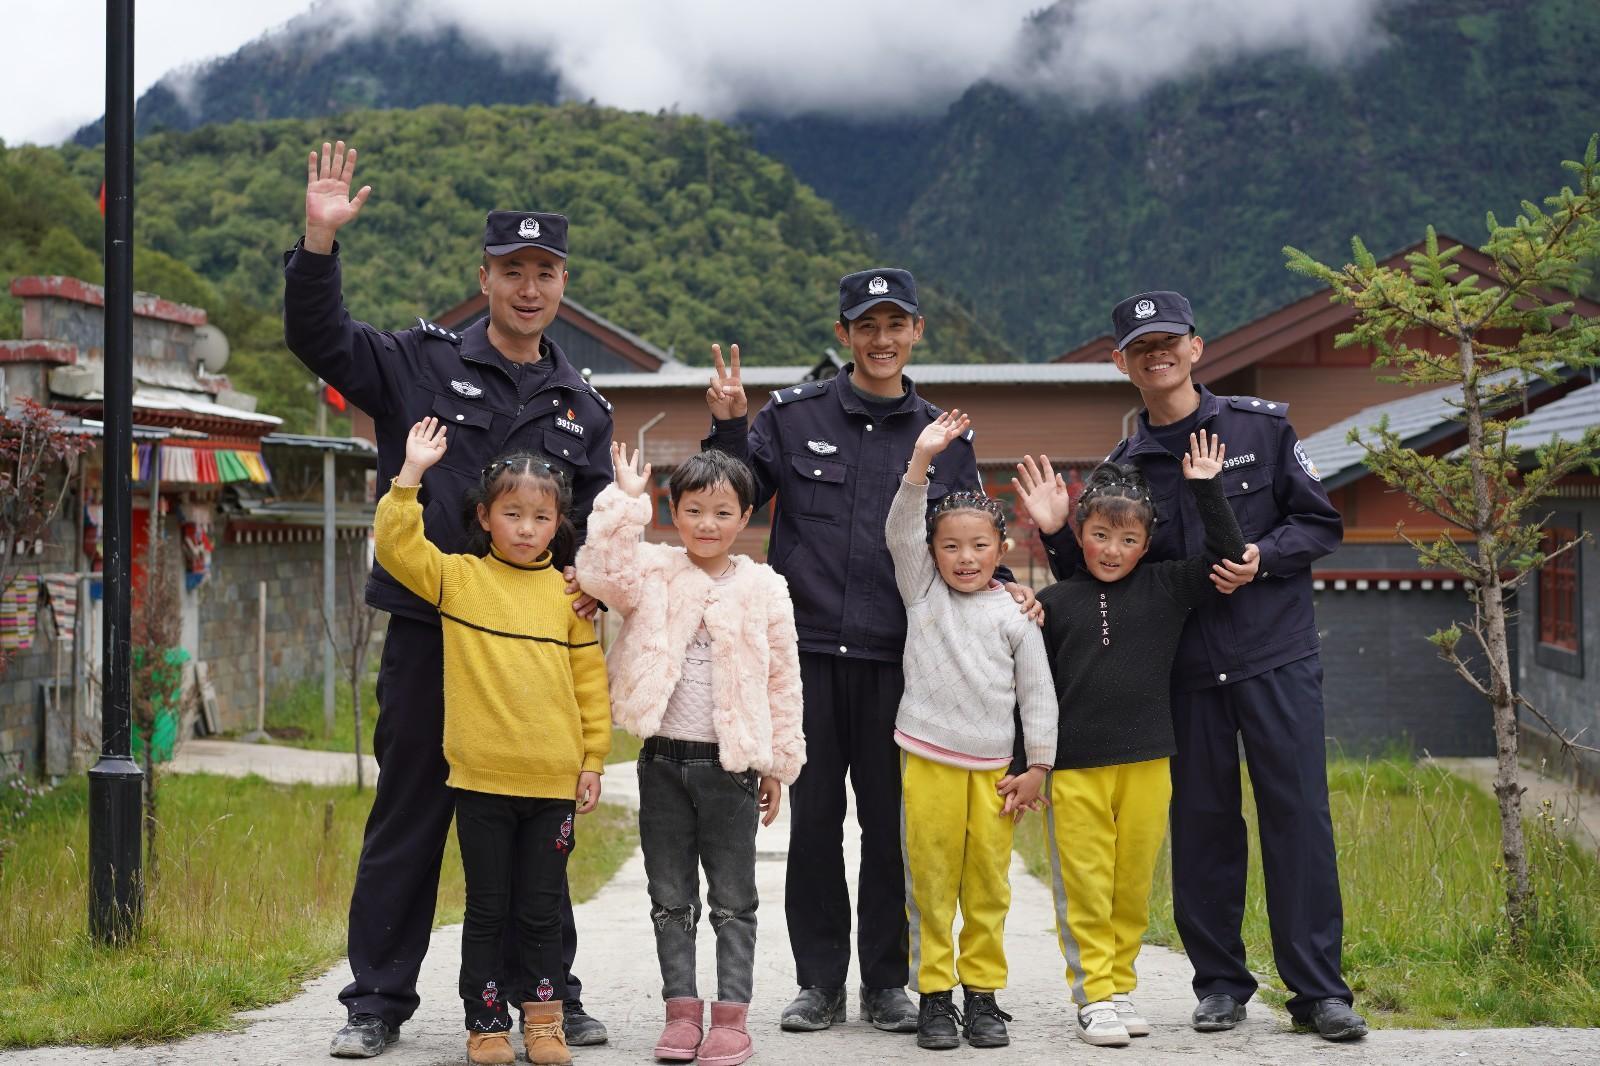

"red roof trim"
[10,276,207,327]
[0,340,78,365]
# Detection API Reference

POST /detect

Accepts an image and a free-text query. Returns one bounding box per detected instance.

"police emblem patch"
[1295,441,1322,481]
[518,217,541,239]
[1133,299,1157,320]
[867,276,890,296]
[806,440,838,455]
[450,380,484,398]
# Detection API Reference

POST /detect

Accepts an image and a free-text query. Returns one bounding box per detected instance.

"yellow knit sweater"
[374,483,610,798]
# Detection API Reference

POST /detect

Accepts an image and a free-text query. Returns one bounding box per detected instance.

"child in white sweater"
[886,410,1057,1051]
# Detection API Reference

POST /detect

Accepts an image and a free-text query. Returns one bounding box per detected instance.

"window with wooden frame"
[1535,514,1583,676]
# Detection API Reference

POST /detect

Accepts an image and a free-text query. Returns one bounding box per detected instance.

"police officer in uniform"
[284,142,615,1058]
[702,269,1036,1036]
[1014,292,1368,1041]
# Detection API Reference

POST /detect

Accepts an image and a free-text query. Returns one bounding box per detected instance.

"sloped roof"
[1499,379,1600,453]
[1300,368,1578,489]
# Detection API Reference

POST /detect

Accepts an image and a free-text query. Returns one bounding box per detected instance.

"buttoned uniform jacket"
[283,239,616,624]
[1041,385,1342,691]
[703,366,1013,662]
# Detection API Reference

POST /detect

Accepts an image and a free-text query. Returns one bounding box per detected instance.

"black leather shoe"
[916,991,962,1051]
[329,1013,397,1058]
[859,986,919,1033]
[780,987,847,1032]
[1299,998,1368,1041]
[1191,993,1247,1032]
[960,990,1012,1048]
[562,999,609,1046]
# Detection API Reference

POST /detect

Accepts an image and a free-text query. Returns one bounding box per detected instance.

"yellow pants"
[900,750,1013,994]
[1044,758,1172,1005]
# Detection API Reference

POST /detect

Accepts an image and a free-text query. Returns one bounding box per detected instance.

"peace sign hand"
[304,140,371,254]
[706,343,747,420]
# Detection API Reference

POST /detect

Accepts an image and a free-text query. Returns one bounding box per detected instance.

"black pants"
[786,652,908,990]
[338,615,584,1029]
[457,790,575,1032]
[1169,654,1353,1020]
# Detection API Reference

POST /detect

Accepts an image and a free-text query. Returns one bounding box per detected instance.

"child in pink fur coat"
[574,441,804,1066]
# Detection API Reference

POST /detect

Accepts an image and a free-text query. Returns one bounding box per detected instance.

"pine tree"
[1284,136,1600,944]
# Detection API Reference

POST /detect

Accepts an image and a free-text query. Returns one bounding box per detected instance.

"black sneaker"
[859,986,919,1033]
[916,991,962,1051]
[780,987,847,1032]
[1297,998,1368,1041]
[563,999,609,1046]
[329,1013,397,1058]
[960,990,1012,1049]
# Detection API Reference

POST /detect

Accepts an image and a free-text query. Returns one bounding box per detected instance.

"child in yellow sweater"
[374,417,610,1066]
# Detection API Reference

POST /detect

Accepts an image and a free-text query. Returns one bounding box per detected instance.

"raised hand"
[396,417,447,486]
[1012,454,1073,536]
[1181,428,1226,480]
[304,140,371,254]
[914,409,970,459]
[706,343,747,420]
[610,440,653,498]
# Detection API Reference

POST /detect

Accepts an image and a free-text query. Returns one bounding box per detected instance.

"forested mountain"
[70,0,1600,358]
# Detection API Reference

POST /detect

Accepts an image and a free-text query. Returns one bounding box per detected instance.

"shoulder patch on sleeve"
[1227,395,1288,417]
[769,378,829,407]
[415,318,462,343]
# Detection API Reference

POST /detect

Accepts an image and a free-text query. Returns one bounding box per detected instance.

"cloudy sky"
[2,0,1391,146]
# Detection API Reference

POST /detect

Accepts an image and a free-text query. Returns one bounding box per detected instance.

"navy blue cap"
[839,268,919,321]
[484,210,568,259]
[1112,291,1195,351]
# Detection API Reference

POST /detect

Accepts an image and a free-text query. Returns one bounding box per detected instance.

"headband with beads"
[926,490,1007,542]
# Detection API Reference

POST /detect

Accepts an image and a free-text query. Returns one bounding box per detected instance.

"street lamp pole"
[88,0,144,944]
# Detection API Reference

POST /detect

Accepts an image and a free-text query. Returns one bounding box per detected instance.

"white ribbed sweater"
[886,478,1057,768]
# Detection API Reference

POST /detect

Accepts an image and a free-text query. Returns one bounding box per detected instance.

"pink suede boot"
[654,997,704,1062]
[696,1002,752,1066]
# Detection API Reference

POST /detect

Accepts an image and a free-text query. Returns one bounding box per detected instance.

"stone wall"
[0,515,79,777]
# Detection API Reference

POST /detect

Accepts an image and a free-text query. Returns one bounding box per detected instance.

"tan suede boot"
[521,1001,573,1066]
[467,1030,516,1065]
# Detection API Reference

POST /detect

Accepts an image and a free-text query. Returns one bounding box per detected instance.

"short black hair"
[670,451,756,513]
[1075,462,1157,534]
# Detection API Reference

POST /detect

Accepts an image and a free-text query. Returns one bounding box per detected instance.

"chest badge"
[806,439,838,455]
[556,410,585,436]
[450,379,483,398]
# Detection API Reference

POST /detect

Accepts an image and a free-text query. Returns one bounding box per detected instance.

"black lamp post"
[88,0,143,945]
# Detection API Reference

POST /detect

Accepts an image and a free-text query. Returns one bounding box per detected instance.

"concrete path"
[167,737,378,787]
[8,742,1597,1064]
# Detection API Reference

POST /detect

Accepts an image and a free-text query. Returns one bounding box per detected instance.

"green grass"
[606,729,642,765]
[252,669,379,755]
[0,773,637,1048]
[1014,757,1600,1028]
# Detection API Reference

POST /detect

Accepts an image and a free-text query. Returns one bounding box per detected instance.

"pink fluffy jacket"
[574,485,806,784]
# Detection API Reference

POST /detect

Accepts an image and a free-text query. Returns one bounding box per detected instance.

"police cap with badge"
[839,268,920,321]
[1112,290,1196,351]
[484,210,569,259]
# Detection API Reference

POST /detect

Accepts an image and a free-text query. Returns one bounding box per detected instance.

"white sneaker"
[1112,994,1150,1037]
[1077,1001,1131,1047]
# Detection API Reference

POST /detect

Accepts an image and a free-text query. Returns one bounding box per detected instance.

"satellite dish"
[193,323,230,373]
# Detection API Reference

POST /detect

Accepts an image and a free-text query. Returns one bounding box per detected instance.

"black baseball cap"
[1112,290,1195,351]
[484,210,568,259]
[840,268,919,321]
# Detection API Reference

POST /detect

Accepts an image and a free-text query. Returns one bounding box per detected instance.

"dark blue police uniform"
[1042,380,1352,1019]
[704,340,1012,993]
[283,211,614,1032]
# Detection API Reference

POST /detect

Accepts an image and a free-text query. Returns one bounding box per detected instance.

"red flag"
[97,181,106,217]
[323,383,347,412]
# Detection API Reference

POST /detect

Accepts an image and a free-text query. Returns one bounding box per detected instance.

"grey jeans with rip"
[637,737,760,1003]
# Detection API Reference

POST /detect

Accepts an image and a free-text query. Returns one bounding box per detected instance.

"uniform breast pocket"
[789,455,848,517]
[1221,466,1278,539]
[541,428,589,469]
[430,393,497,478]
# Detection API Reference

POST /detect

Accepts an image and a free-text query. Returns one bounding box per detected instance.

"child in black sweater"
[1028,430,1244,1047]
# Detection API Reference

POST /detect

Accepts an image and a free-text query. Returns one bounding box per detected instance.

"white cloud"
[0,0,1394,145]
